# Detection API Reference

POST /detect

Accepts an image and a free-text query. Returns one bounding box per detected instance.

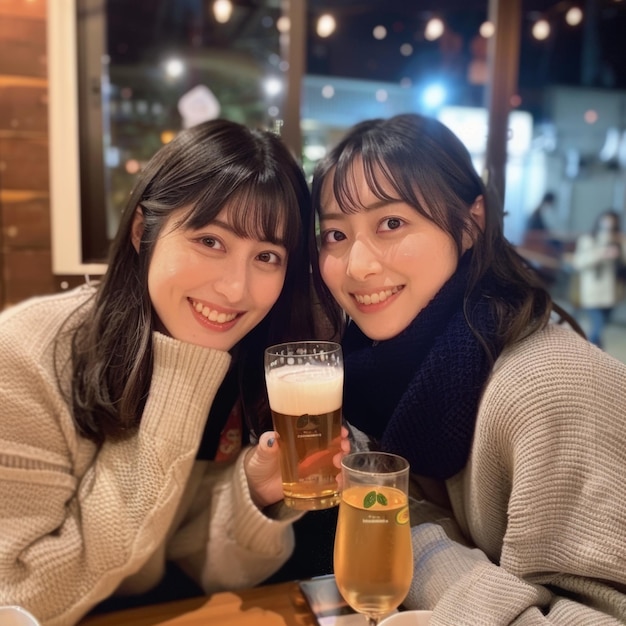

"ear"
[461,195,485,252]
[131,205,144,253]
[470,195,486,231]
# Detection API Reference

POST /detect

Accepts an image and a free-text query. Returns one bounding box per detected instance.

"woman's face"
[137,205,288,352]
[598,215,618,233]
[318,165,462,342]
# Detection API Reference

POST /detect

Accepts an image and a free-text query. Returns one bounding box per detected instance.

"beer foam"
[266,364,343,414]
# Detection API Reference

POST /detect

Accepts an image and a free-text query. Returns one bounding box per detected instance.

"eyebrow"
[320,199,402,220]
[209,218,287,247]
[209,218,237,233]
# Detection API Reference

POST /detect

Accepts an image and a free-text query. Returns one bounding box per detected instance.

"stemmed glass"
[333,451,413,626]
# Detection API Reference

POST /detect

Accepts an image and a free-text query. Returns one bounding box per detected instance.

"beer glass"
[264,341,343,510]
[334,451,413,626]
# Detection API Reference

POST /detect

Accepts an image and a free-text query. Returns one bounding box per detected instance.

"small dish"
[379,609,433,626]
[0,605,41,626]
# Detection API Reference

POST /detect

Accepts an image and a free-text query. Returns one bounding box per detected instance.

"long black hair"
[60,119,314,442]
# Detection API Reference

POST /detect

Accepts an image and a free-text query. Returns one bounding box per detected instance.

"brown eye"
[256,251,282,265]
[379,217,405,232]
[201,236,222,249]
[322,230,346,243]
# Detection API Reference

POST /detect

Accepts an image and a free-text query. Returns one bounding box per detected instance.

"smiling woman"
[316,168,467,341]
[0,119,350,626]
[138,205,290,352]
[307,112,626,625]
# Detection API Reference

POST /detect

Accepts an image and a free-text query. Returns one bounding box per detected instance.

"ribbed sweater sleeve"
[0,291,231,626]
[404,324,626,625]
[167,452,301,593]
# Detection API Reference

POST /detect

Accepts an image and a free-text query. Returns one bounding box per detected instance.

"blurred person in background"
[572,209,626,348]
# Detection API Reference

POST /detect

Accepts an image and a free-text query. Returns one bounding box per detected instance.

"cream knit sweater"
[0,286,298,626]
[404,324,626,624]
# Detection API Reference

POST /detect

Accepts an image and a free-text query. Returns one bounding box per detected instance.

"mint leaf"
[363,490,377,508]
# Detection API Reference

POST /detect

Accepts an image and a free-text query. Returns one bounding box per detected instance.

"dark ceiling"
[105,0,626,117]
[304,0,626,85]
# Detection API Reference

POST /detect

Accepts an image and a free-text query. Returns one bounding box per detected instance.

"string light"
[424,18,445,42]
[212,0,233,24]
[565,7,583,26]
[316,14,336,38]
[313,3,590,49]
[373,25,387,40]
[164,58,185,78]
[276,16,290,33]
[530,3,584,41]
[532,19,551,40]
[479,21,495,38]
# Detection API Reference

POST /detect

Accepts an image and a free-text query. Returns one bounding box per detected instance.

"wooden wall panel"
[2,250,83,304]
[0,1,101,309]
[0,0,46,20]
[2,249,55,303]
[0,85,48,133]
[0,136,49,190]
[0,0,54,309]
[0,18,47,77]
[2,192,50,249]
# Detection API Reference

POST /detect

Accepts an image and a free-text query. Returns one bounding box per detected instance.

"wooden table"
[78,581,317,626]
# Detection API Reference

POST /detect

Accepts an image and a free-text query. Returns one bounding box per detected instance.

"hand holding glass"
[264,341,343,510]
[334,451,413,626]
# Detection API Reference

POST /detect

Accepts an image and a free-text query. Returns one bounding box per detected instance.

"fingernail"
[267,437,275,448]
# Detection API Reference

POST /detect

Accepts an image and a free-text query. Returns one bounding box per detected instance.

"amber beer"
[333,451,412,624]
[264,342,343,510]
[334,484,413,618]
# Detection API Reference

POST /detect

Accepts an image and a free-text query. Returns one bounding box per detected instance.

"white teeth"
[354,287,399,305]
[193,300,237,323]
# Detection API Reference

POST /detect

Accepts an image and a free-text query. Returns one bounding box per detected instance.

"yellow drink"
[334,484,413,619]
[266,363,343,510]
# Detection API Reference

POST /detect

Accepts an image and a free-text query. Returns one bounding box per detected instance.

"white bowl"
[0,606,41,626]
[379,610,433,626]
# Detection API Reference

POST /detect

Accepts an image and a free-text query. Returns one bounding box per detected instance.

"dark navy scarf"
[342,254,502,480]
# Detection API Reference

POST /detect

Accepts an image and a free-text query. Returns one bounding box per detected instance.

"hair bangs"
[182,173,301,253]
[331,144,417,215]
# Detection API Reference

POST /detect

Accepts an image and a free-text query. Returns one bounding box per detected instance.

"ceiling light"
[424,18,444,42]
[532,19,550,40]
[373,25,387,40]
[317,14,336,38]
[565,7,583,26]
[479,21,495,38]
[213,0,233,24]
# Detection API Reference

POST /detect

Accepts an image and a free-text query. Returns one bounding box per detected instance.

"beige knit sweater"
[0,286,298,626]
[404,323,626,624]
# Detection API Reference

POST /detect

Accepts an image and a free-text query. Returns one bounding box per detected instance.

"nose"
[214,259,247,303]
[346,238,382,281]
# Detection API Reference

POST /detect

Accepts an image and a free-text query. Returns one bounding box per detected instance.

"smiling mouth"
[353,286,403,305]
[190,299,240,324]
